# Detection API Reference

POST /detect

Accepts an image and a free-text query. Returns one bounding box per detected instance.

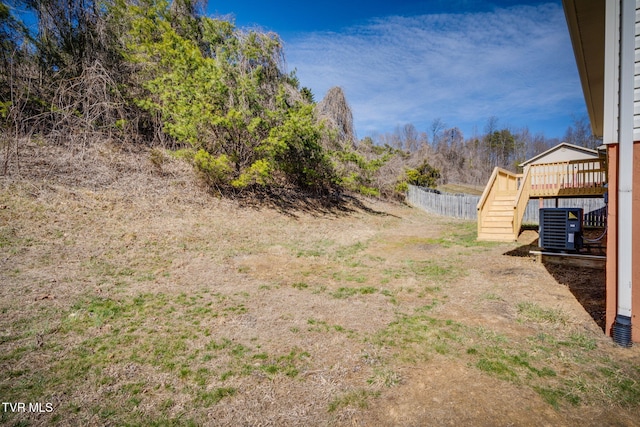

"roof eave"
[519,142,599,167]
[562,0,605,138]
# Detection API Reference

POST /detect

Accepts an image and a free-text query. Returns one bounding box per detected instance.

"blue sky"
[208,1,586,141]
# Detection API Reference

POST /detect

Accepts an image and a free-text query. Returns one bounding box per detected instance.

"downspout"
[613,0,634,346]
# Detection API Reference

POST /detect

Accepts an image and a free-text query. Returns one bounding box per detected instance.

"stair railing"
[513,165,531,237]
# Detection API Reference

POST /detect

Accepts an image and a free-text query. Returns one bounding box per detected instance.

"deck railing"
[529,158,607,197]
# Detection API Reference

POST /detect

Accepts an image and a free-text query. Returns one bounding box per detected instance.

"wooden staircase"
[477,167,530,242]
[478,191,518,241]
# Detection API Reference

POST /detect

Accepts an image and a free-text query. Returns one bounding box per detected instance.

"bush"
[404,160,441,188]
[193,150,233,187]
[264,103,335,190]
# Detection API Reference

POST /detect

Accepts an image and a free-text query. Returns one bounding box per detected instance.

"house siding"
[565,0,640,343]
[526,150,597,166]
[604,0,620,145]
[602,0,640,342]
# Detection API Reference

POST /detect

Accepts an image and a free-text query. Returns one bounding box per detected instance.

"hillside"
[1,0,602,204]
[1,141,639,426]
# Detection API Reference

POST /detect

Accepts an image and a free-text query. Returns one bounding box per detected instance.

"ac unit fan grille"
[539,208,583,251]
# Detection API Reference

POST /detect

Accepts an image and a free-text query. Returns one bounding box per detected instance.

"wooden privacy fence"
[407,185,607,227]
[522,199,607,227]
[407,185,479,219]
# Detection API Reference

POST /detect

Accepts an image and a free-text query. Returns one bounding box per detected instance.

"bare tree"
[401,123,420,152]
[430,118,446,148]
[316,87,356,147]
[563,115,601,149]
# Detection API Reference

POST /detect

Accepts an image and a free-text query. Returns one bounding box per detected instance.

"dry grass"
[1,140,640,426]
[437,182,485,195]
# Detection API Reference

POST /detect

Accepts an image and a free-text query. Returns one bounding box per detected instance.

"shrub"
[193,150,233,187]
[404,160,441,188]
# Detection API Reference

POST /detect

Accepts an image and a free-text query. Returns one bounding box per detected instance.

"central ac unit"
[539,208,583,251]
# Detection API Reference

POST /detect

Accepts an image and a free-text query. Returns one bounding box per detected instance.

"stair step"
[481,222,512,229]
[489,206,514,212]
[482,227,513,233]
[482,217,513,224]
[479,225,514,231]
[477,232,516,242]
[487,210,514,217]
[484,216,513,222]
[480,228,513,235]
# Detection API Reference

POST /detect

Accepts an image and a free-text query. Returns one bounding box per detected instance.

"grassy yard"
[1,143,639,426]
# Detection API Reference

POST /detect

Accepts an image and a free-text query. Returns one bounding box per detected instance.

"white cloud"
[284,3,585,139]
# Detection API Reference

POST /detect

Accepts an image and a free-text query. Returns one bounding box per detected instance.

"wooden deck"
[477,158,608,242]
[529,159,607,198]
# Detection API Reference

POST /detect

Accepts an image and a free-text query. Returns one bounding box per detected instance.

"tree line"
[368,115,600,189]
[0,0,599,198]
